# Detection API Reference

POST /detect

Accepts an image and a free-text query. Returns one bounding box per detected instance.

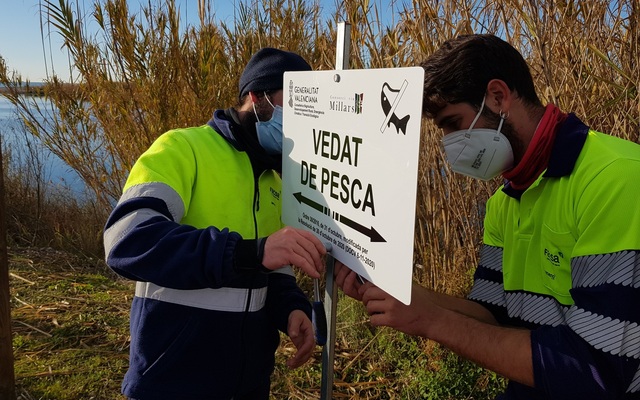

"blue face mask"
[253,94,283,156]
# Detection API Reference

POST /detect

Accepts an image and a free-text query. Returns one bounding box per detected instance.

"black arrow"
[292,192,386,242]
[338,214,386,243]
[293,192,325,214]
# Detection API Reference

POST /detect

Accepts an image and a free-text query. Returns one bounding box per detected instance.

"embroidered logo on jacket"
[544,248,564,274]
[270,187,280,201]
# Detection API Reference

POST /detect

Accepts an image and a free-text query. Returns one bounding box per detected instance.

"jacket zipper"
[245,173,260,313]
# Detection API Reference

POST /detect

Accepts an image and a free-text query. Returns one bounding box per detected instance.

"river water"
[0,95,85,195]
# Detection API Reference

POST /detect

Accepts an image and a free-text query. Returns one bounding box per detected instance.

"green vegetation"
[1,0,638,398]
[8,248,505,399]
[9,248,129,399]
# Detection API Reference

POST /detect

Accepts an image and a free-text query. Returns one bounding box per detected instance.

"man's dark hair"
[421,34,542,118]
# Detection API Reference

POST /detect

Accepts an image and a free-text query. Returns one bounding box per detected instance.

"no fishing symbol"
[380,80,410,134]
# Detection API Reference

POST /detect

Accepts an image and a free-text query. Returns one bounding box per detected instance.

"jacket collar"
[502,113,589,199]
[207,108,281,173]
[207,108,242,149]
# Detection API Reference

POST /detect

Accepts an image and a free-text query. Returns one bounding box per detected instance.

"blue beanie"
[239,48,311,98]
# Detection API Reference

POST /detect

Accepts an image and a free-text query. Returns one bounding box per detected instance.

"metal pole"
[320,255,337,399]
[320,21,350,400]
[0,135,17,399]
[335,22,351,71]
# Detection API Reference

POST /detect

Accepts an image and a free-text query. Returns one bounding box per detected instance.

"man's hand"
[334,260,364,300]
[359,282,434,337]
[262,227,326,279]
[286,310,315,369]
[359,282,535,387]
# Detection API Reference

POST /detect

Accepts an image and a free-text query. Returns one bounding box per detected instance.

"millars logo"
[329,93,363,114]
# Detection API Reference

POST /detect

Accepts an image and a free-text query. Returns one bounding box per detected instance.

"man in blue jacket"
[104,48,326,400]
[336,34,640,399]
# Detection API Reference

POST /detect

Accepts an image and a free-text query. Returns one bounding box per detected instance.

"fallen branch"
[13,320,53,337]
[9,272,35,285]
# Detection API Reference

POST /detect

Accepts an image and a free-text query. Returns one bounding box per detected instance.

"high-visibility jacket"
[469,114,640,399]
[104,109,310,400]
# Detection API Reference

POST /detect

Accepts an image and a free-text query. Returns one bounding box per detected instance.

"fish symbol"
[380,81,410,134]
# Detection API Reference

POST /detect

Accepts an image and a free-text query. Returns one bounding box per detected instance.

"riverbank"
[0,82,78,96]
[0,86,44,96]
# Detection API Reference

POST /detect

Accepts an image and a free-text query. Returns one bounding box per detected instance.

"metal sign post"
[320,21,351,400]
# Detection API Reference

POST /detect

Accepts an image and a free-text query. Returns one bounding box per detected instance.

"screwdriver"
[312,277,327,346]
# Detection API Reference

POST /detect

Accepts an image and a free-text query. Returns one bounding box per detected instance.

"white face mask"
[253,94,283,156]
[441,97,514,180]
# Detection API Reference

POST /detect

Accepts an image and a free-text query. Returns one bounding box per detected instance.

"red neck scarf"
[502,104,567,190]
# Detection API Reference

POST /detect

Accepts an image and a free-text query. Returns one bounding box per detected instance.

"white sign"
[282,67,424,305]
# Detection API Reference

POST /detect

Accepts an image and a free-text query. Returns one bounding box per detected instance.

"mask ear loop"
[466,96,487,138]
[494,109,507,139]
[252,101,261,122]
[252,92,276,122]
[264,91,276,109]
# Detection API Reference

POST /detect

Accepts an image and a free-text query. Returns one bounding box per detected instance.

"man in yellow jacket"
[337,34,640,399]
[104,48,326,400]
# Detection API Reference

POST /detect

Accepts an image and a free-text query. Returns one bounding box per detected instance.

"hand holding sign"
[334,260,364,301]
[262,226,326,279]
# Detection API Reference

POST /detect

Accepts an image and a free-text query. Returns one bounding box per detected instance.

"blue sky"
[1,0,399,82]
[0,1,241,81]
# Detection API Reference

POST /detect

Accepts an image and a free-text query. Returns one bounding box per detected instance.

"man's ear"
[485,79,512,114]
[248,91,260,104]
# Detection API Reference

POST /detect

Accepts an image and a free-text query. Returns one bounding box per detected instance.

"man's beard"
[481,107,525,164]
[254,98,274,123]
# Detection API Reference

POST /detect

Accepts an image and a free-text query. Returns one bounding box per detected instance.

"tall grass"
[1,0,638,397]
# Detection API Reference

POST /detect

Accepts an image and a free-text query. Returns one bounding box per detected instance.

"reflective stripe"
[479,245,503,272]
[628,365,640,393]
[470,282,570,327]
[572,251,640,289]
[122,182,185,222]
[135,281,267,312]
[504,291,568,327]
[566,307,640,359]
[469,279,505,307]
[104,208,169,257]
